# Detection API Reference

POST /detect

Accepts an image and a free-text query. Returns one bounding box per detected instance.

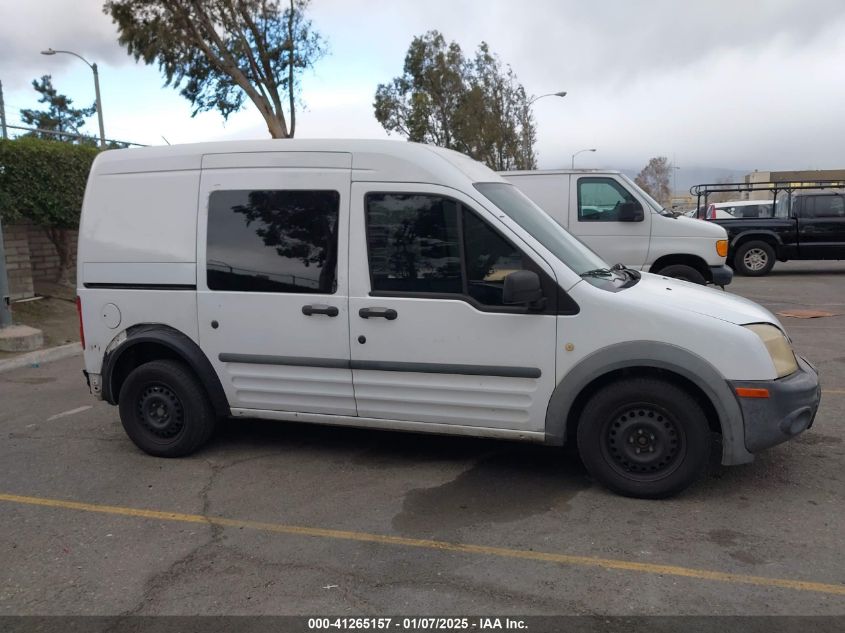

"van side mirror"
[503,270,544,308]
[619,201,644,222]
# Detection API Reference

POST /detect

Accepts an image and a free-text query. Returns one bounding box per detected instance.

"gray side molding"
[544,341,753,466]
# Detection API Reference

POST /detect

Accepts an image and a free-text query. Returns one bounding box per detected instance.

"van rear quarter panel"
[78,170,200,264]
[78,289,199,374]
[78,162,202,373]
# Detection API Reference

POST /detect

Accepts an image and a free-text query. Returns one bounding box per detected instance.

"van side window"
[206,189,340,294]
[463,210,527,306]
[365,194,462,293]
[365,193,534,308]
[577,178,637,221]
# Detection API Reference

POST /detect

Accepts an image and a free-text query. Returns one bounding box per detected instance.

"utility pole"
[0,80,11,327]
[0,79,8,139]
[0,219,12,328]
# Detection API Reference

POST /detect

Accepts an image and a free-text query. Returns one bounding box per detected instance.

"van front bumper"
[730,356,821,453]
[709,264,733,286]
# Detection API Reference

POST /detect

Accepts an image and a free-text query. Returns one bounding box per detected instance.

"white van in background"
[77,140,819,498]
[502,170,733,286]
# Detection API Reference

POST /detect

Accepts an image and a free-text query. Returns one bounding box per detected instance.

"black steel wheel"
[119,359,216,457]
[601,403,686,482]
[577,378,711,498]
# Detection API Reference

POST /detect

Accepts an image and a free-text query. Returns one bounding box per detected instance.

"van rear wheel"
[118,359,216,457]
[576,378,710,498]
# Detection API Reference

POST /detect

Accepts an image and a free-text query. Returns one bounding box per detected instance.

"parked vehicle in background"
[708,190,845,276]
[693,200,775,220]
[77,140,820,498]
[502,169,732,286]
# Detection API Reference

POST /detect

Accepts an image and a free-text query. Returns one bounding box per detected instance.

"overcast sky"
[1,0,844,179]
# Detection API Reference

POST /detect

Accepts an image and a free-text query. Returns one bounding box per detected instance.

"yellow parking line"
[1,492,844,597]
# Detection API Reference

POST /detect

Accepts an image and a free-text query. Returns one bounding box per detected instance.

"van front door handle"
[302,304,339,317]
[359,307,398,320]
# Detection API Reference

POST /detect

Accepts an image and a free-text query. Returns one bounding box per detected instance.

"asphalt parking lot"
[1,261,843,617]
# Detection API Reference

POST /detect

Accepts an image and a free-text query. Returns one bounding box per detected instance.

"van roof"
[90,138,505,188]
[502,168,621,176]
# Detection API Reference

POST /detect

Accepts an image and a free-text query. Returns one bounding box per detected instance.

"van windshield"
[474,182,608,275]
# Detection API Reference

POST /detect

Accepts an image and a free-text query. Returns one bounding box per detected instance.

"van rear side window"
[206,189,340,294]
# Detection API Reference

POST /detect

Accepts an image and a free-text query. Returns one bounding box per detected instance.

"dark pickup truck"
[710,190,845,276]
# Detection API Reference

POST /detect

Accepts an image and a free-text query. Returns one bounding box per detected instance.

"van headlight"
[744,323,798,377]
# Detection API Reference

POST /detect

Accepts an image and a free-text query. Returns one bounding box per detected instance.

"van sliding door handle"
[358,307,398,320]
[302,304,339,317]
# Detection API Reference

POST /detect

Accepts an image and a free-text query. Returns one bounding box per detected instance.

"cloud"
[2,0,843,172]
[0,0,132,91]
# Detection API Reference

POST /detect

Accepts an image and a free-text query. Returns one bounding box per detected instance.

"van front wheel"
[118,359,216,457]
[654,264,706,285]
[576,378,710,498]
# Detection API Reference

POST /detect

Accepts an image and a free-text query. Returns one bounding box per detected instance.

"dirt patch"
[777,309,840,319]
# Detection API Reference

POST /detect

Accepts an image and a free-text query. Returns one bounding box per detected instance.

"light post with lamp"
[527,91,567,107]
[41,48,106,147]
[571,148,596,168]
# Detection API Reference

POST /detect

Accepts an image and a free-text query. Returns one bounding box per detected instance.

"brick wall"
[1,221,78,300]
[2,223,34,300]
[27,225,78,282]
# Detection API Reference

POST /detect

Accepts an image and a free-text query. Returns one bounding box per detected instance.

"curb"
[0,342,82,374]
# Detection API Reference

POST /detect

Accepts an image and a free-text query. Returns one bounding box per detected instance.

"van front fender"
[545,341,753,465]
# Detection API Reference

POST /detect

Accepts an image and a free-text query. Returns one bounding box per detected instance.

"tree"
[19,76,97,144]
[374,31,536,171]
[635,156,672,205]
[104,0,327,138]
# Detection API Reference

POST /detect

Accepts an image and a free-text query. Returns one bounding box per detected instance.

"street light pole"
[41,48,106,148]
[527,91,567,107]
[571,148,596,169]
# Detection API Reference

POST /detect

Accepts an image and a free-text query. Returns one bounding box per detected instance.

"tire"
[655,264,706,285]
[118,359,216,457]
[576,378,711,499]
[734,241,775,276]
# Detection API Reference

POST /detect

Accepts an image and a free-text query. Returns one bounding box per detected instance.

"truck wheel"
[655,264,706,285]
[576,378,711,499]
[734,241,775,276]
[118,359,216,457]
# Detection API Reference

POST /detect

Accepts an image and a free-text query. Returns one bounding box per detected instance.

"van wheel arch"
[545,342,752,466]
[565,367,721,443]
[650,255,710,284]
[102,324,230,418]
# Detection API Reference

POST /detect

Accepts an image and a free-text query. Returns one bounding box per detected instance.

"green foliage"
[19,75,98,144]
[104,0,327,138]
[374,31,537,171]
[0,137,99,229]
[635,156,672,205]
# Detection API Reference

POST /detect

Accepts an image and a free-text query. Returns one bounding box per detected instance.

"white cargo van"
[77,140,820,498]
[502,169,733,286]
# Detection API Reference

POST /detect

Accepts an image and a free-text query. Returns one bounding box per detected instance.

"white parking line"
[47,406,93,421]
